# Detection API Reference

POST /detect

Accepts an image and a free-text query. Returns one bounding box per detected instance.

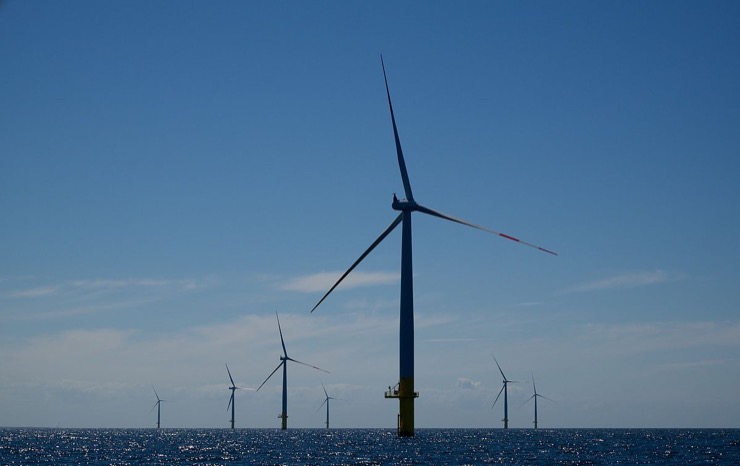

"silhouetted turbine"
[310,56,556,437]
[491,355,519,429]
[316,382,336,428]
[520,372,554,429]
[150,386,167,429]
[256,312,328,429]
[226,363,254,429]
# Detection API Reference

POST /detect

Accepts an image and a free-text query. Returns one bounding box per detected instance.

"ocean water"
[1,428,738,465]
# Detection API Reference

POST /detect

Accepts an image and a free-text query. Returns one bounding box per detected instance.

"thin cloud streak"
[281,271,399,293]
[562,270,671,294]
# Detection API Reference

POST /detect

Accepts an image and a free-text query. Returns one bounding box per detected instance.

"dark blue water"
[1,428,738,465]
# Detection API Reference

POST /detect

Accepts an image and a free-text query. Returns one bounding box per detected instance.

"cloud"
[10,286,60,298]
[456,377,481,390]
[280,271,399,293]
[1,276,216,320]
[562,270,671,294]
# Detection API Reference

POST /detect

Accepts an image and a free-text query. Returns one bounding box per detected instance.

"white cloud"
[10,286,60,298]
[456,377,481,390]
[280,271,399,293]
[562,270,671,294]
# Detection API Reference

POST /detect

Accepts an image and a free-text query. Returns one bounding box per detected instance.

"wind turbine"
[226,363,254,429]
[521,373,554,429]
[150,386,166,429]
[309,57,556,436]
[316,382,336,428]
[491,355,518,429]
[256,312,329,430]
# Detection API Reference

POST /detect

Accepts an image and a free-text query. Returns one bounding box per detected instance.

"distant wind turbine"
[226,363,254,429]
[150,386,167,429]
[316,382,336,428]
[256,312,329,430]
[520,373,554,429]
[310,56,556,437]
[491,355,519,429]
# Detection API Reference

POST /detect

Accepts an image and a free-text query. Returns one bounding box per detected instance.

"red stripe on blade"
[500,233,520,242]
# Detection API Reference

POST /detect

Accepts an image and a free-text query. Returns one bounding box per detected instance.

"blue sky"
[1,1,739,429]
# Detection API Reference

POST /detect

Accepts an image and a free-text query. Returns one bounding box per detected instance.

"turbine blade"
[227,391,234,411]
[310,213,403,313]
[381,55,414,203]
[492,384,505,408]
[322,382,329,398]
[519,395,535,408]
[226,363,236,386]
[286,356,330,374]
[276,312,288,358]
[316,398,328,413]
[415,204,557,256]
[539,394,556,402]
[492,354,506,380]
[256,361,284,392]
[531,373,537,395]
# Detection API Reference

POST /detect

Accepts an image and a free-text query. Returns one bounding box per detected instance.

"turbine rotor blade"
[152,386,160,402]
[276,312,288,358]
[256,361,284,392]
[310,213,403,313]
[381,55,414,203]
[316,398,328,413]
[322,382,329,398]
[492,384,505,408]
[285,356,330,374]
[415,204,557,256]
[226,363,236,387]
[519,395,535,408]
[227,391,234,411]
[492,355,506,380]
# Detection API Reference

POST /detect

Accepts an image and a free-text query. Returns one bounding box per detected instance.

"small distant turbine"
[226,363,254,429]
[150,386,167,429]
[491,355,518,429]
[256,312,329,430]
[520,373,554,429]
[316,382,336,429]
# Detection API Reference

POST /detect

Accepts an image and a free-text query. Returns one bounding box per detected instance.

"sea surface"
[1,428,738,465]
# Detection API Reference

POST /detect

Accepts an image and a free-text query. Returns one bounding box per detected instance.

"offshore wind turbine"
[150,386,166,429]
[491,355,518,429]
[521,373,553,429]
[316,382,336,428]
[310,57,556,436]
[226,363,254,429]
[256,312,329,430]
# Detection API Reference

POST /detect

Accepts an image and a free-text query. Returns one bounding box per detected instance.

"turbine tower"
[316,382,336,428]
[226,363,254,429]
[310,57,556,436]
[491,355,518,429]
[521,372,553,429]
[256,312,329,430]
[151,386,166,429]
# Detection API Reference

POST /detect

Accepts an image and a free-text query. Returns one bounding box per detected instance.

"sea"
[1,428,738,465]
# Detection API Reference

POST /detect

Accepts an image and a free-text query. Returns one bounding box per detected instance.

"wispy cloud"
[562,270,671,294]
[456,377,482,390]
[280,271,399,293]
[1,276,216,321]
[10,286,60,298]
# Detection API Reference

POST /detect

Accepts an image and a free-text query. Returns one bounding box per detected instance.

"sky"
[1,1,739,429]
